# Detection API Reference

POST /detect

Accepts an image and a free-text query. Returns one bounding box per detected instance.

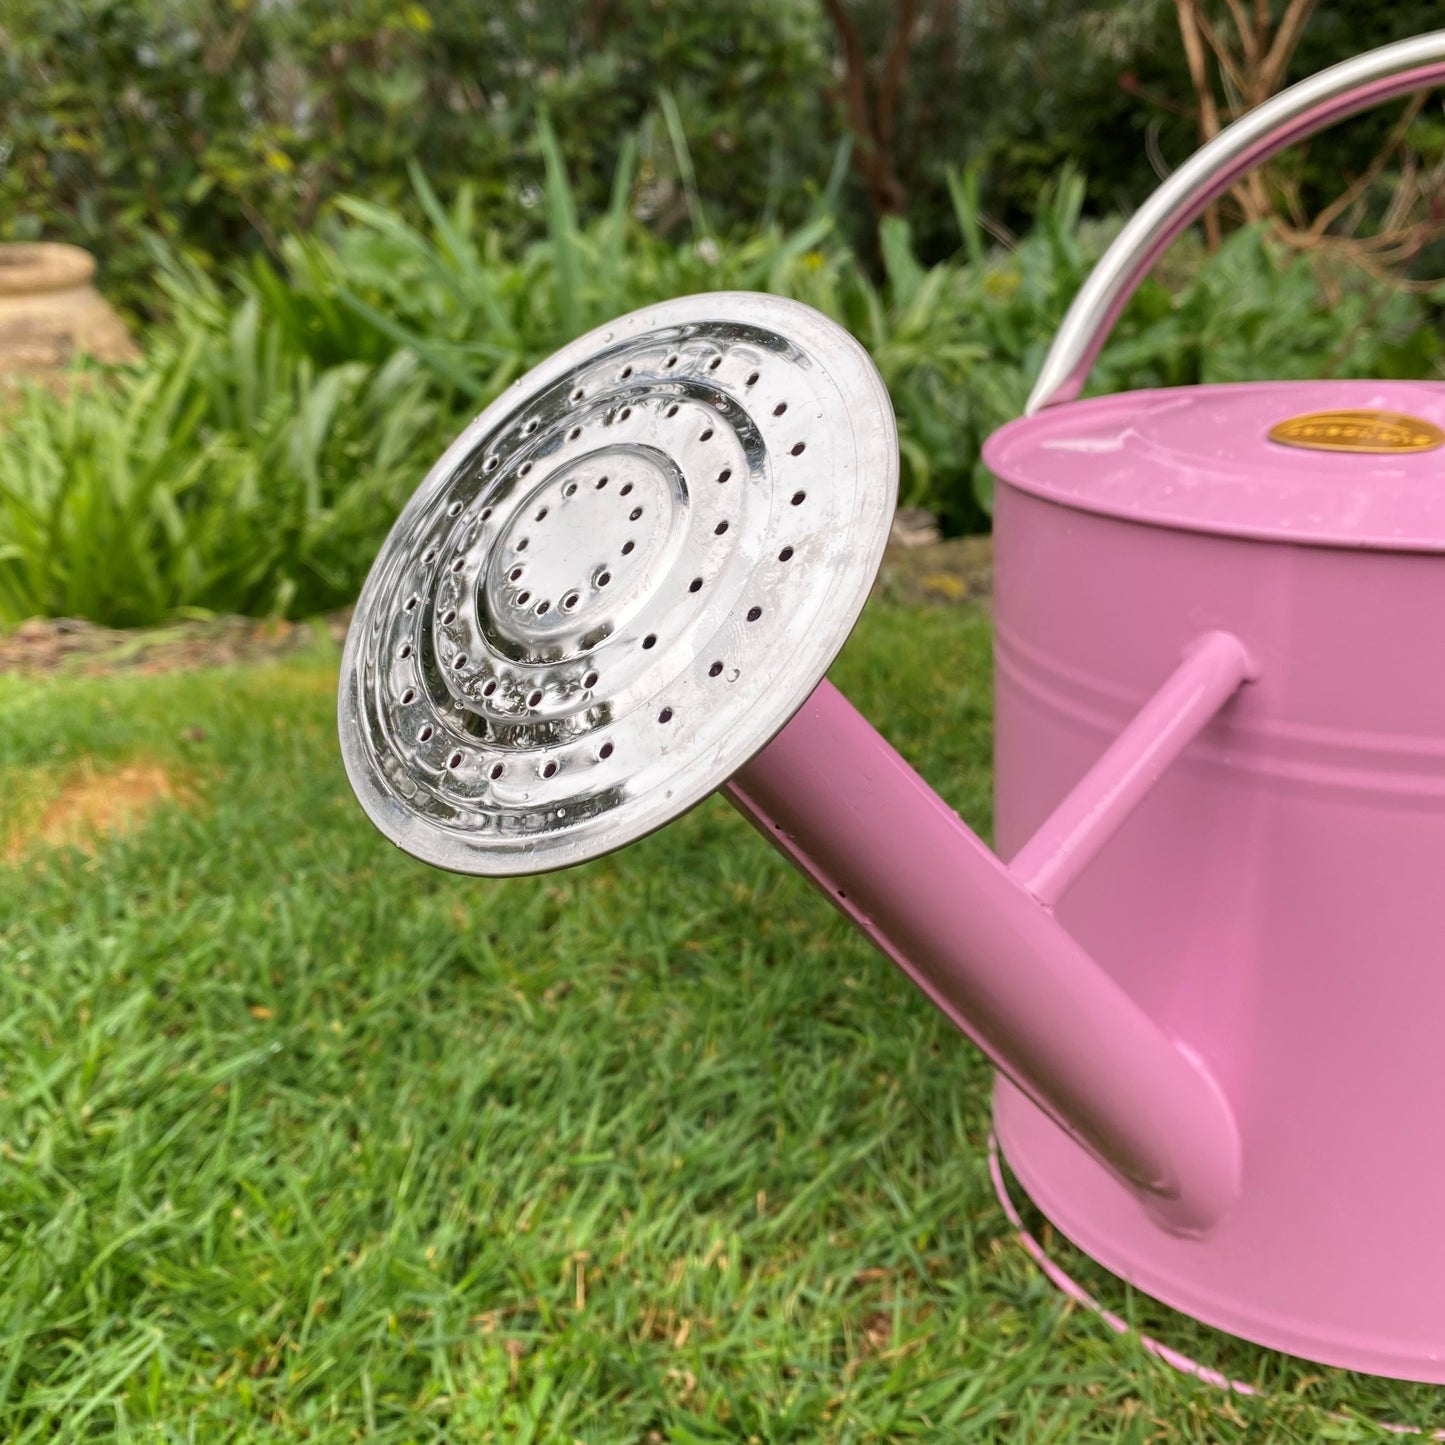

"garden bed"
[0,535,996,678]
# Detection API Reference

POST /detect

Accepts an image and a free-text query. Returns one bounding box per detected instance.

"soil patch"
[0,609,352,678]
[0,535,993,681]
[874,535,993,609]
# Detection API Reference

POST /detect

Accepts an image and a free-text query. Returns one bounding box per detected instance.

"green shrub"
[0,0,835,310]
[0,303,439,626]
[6,0,1437,303]
[0,144,1438,628]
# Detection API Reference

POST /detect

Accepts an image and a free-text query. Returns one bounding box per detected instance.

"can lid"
[983,380,1445,551]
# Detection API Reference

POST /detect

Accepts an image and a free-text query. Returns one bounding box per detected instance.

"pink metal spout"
[727,634,1255,1235]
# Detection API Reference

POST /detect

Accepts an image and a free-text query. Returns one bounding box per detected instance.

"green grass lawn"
[0,600,1435,1442]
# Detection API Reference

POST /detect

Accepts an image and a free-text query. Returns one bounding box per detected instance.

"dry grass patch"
[4,756,194,861]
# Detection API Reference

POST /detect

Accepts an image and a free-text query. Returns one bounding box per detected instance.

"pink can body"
[984,377,1445,1379]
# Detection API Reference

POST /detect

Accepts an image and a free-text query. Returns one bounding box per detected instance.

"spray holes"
[489,761,504,780]
[747,606,762,622]
[688,577,703,593]
[664,354,679,368]
[629,506,643,521]
[790,490,806,506]
[570,387,585,402]
[778,545,794,562]
[620,365,633,380]
[790,442,806,456]
[441,608,457,624]
[658,706,674,724]
[597,571,612,588]
[562,591,581,611]
[527,689,543,708]
[621,540,635,555]
[568,427,582,442]
[717,467,732,484]
[484,455,500,473]
[599,741,615,759]
[563,481,578,497]
[773,402,788,416]
[448,751,464,770]
[481,507,493,521]
[619,406,632,421]
[454,653,469,669]
[519,461,534,477]
[448,501,463,516]
[509,566,524,582]
[516,537,529,551]
[400,688,417,705]
[423,548,437,563]
[708,356,722,371]
[398,643,413,659]
[583,670,599,689]
[418,724,434,742]
[404,595,419,612]
[620,482,634,496]
[714,521,729,536]
[523,418,538,435]
[536,600,551,616]
[642,633,657,650]
[666,404,679,418]
[518,591,531,605]
[451,556,466,572]
[708,660,723,677]
[699,427,714,441]
[482,679,498,697]
[746,370,760,386]
[535,506,548,522]
[541,760,558,779]
[596,475,609,489]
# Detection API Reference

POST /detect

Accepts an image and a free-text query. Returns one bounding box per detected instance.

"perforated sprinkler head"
[339,293,898,874]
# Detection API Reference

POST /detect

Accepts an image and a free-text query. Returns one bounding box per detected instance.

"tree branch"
[876,0,919,158]
[1258,0,1317,98]
[1175,0,1222,247]
[821,0,910,218]
[204,0,258,77]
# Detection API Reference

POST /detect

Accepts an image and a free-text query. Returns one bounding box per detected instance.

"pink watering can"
[340,33,1445,1383]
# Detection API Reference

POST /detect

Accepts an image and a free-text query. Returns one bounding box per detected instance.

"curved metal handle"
[1027,31,1445,414]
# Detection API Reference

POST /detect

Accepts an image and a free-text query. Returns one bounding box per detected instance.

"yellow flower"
[983,269,1019,299]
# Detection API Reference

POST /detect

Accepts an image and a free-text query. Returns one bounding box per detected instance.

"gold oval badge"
[1268,409,1444,454]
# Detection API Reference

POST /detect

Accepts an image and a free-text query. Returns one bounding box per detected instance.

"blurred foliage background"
[0,0,1442,623]
[6,0,1442,291]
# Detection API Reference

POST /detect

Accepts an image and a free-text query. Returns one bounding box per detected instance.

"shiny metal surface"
[1027,31,1445,414]
[339,292,897,874]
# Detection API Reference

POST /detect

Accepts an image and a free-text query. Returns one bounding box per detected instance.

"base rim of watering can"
[992,1088,1445,1389]
[987,1135,1445,1438]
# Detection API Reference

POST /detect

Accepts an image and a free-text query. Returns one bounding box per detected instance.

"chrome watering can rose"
[340,32,1445,1386]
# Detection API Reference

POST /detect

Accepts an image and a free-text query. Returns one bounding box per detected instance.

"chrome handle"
[1027,31,1445,415]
